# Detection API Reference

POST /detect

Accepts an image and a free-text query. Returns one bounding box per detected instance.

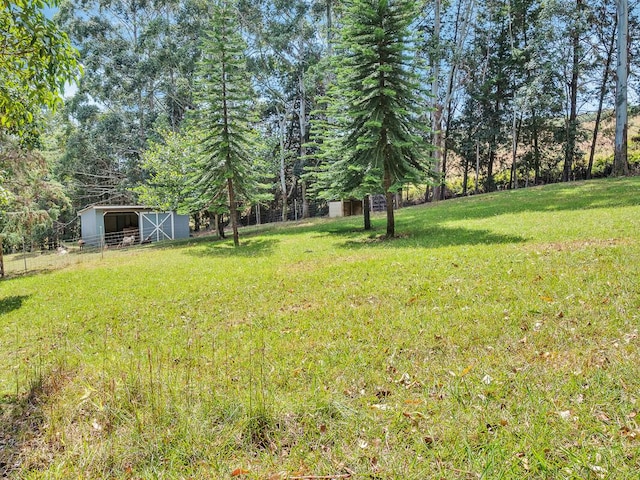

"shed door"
[140,212,174,242]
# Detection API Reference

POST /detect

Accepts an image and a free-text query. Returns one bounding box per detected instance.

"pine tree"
[196,0,258,247]
[328,0,432,237]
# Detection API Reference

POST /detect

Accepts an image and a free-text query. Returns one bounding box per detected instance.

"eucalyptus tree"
[549,0,587,182]
[585,0,617,179]
[55,96,138,208]
[419,0,477,200]
[613,0,629,176]
[239,0,324,221]
[326,0,432,237]
[462,0,514,192]
[195,0,260,247]
[56,0,207,206]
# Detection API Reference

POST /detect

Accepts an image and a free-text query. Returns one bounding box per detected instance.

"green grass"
[1,178,640,479]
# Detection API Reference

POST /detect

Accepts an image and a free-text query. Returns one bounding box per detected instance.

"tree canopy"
[324,0,432,236]
[0,0,80,137]
[2,0,639,244]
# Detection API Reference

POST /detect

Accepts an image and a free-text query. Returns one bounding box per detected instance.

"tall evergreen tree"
[329,0,431,237]
[196,0,259,247]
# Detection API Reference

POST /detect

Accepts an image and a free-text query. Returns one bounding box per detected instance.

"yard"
[1,177,639,479]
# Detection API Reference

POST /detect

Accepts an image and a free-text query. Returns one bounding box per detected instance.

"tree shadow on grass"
[0,295,30,315]
[184,237,280,258]
[324,225,525,250]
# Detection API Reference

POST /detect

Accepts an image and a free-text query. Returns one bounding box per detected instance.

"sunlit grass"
[1,177,640,478]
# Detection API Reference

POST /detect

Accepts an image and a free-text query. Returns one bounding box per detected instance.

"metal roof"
[77,205,158,215]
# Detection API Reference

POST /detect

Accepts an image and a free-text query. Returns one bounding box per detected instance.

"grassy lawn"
[1,178,640,479]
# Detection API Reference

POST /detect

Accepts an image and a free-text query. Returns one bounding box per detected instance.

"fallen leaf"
[375,388,392,399]
[402,411,426,421]
[397,372,411,385]
[589,465,607,478]
[540,296,554,303]
[557,410,572,421]
[231,467,250,476]
[460,364,474,377]
[620,426,640,440]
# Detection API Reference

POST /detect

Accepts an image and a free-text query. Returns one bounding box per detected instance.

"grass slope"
[1,178,640,479]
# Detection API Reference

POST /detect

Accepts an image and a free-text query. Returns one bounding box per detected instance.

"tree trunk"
[475,140,480,194]
[277,105,288,222]
[214,213,225,239]
[614,0,629,176]
[487,146,495,192]
[441,0,474,201]
[193,212,201,232]
[431,0,442,202]
[588,15,617,179]
[510,114,521,189]
[0,237,4,278]
[563,0,581,182]
[384,167,394,237]
[227,177,239,247]
[462,153,469,195]
[299,75,310,218]
[532,110,541,184]
[363,195,371,230]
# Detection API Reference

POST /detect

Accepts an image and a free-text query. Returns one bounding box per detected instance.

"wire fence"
[0,236,144,278]
[0,197,393,278]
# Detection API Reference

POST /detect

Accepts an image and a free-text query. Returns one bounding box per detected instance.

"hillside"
[1,177,639,479]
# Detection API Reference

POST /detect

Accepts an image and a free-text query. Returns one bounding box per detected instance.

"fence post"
[23,238,27,273]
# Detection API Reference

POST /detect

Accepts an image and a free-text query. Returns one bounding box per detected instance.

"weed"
[0,178,639,478]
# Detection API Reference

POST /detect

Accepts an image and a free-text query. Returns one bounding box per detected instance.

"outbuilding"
[79,205,190,246]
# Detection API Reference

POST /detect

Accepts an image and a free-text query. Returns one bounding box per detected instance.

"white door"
[140,212,174,243]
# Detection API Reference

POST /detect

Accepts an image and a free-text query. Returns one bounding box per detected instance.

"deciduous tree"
[0,0,80,138]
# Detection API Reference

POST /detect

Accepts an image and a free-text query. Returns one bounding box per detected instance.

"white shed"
[79,205,190,246]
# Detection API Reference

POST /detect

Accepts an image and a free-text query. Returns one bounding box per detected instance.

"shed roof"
[78,205,157,215]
